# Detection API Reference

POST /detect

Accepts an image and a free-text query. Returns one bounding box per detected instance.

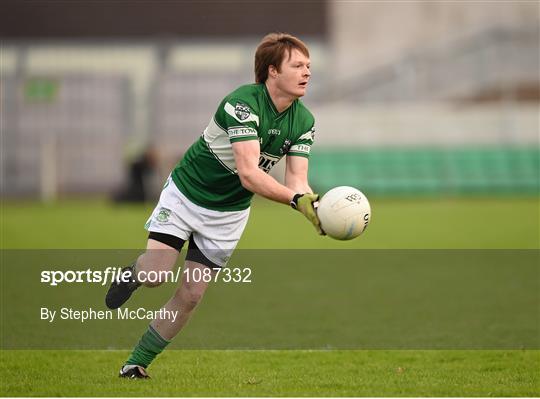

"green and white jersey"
[171,83,315,211]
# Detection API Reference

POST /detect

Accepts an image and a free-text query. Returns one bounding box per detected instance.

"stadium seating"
[309,147,539,195]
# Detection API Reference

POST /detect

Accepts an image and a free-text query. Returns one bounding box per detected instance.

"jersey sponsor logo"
[228,127,257,138]
[258,152,280,173]
[268,129,281,136]
[290,143,311,154]
[156,207,171,223]
[234,103,251,121]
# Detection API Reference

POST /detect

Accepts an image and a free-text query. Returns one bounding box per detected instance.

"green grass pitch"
[1,197,539,396]
[1,350,538,396]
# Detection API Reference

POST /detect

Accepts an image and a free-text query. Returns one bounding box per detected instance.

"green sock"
[125,325,170,368]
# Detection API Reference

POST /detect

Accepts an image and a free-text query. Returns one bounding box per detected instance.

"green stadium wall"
[308,147,539,196]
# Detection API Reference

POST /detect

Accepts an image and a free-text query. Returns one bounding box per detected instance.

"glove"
[290,193,326,235]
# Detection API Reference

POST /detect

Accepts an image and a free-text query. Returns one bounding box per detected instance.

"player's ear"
[268,65,278,79]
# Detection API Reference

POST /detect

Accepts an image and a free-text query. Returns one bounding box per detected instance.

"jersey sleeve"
[288,123,315,158]
[216,99,260,143]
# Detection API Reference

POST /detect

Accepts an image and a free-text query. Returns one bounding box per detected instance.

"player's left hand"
[291,193,326,235]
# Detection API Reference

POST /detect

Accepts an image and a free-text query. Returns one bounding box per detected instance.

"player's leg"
[143,202,250,341]
[105,234,183,309]
[121,239,218,377]
[107,173,189,310]
[150,260,214,339]
[150,237,220,339]
[136,234,183,287]
[120,184,250,378]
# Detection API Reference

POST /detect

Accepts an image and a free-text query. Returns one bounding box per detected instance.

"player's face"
[275,49,311,98]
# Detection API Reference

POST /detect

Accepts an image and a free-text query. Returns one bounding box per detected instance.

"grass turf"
[1,197,539,396]
[1,350,539,396]
[2,197,539,249]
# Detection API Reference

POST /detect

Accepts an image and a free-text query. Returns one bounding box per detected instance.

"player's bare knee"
[140,269,171,287]
[186,290,204,307]
[140,279,163,288]
[181,287,204,312]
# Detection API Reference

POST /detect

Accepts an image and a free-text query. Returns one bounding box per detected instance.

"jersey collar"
[262,83,295,119]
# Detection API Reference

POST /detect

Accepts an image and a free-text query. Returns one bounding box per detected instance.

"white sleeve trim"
[290,144,311,154]
[228,127,258,138]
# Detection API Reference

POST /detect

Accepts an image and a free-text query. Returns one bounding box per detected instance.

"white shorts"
[145,176,250,267]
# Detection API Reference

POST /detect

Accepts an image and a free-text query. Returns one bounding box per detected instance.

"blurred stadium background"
[1,1,538,203]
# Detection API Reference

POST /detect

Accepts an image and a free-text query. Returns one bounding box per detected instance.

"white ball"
[317,186,371,240]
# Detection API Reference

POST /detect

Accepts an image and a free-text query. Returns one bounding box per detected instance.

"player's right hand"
[290,193,326,235]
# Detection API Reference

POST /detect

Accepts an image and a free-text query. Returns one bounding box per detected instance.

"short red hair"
[254,33,310,83]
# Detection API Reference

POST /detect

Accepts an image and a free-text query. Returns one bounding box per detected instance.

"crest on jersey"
[279,139,292,155]
[156,207,171,223]
[235,103,251,121]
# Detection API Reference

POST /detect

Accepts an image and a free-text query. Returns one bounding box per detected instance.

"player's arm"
[285,155,312,194]
[284,154,324,235]
[232,140,295,205]
[233,140,323,234]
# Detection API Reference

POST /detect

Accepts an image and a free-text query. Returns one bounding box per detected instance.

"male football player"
[106,32,323,379]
